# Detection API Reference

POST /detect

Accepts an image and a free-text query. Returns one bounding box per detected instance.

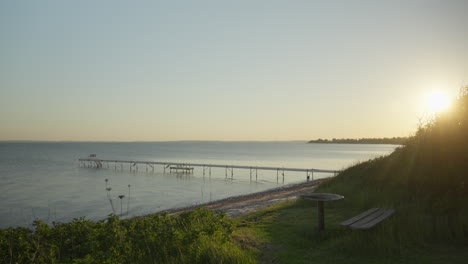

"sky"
[1,0,467,141]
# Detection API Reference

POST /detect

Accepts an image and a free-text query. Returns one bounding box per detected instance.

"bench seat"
[340,208,395,230]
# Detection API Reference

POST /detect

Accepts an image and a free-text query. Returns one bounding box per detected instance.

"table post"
[300,193,343,232]
[317,201,324,231]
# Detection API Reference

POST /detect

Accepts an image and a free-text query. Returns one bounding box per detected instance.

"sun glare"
[425,91,450,114]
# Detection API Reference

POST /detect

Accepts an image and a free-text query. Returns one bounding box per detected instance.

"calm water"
[0,142,398,228]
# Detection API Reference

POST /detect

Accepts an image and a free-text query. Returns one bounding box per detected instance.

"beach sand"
[166,179,326,217]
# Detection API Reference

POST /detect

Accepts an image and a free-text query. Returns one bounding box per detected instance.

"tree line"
[308,137,407,144]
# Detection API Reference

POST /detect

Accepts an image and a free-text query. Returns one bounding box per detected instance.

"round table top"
[300,193,344,201]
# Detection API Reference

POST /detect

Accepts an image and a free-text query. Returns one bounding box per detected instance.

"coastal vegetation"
[238,87,468,263]
[0,209,254,264]
[308,137,408,145]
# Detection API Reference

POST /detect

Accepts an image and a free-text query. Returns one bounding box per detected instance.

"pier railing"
[78,157,339,182]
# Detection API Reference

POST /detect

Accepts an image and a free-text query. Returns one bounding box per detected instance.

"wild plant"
[118,195,125,216]
[127,184,131,219]
[104,179,116,214]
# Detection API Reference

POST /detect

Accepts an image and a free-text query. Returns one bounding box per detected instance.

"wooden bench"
[340,208,395,230]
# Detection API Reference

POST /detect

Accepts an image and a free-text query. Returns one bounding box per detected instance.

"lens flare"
[425,91,450,114]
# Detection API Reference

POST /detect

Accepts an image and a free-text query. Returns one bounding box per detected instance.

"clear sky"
[1,0,467,141]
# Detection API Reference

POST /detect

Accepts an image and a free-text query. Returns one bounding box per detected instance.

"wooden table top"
[300,193,344,201]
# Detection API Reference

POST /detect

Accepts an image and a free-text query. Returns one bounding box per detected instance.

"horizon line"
[0,139,310,143]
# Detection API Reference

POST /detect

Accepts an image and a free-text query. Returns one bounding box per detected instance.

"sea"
[0,141,398,228]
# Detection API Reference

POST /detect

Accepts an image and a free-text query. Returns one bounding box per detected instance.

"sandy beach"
[166,179,326,217]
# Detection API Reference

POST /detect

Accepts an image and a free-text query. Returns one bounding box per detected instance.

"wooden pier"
[78,157,339,182]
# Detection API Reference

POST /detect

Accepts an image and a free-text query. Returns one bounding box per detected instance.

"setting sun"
[425,91,450,114]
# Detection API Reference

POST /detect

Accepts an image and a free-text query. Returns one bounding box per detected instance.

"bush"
[0,209,253,264]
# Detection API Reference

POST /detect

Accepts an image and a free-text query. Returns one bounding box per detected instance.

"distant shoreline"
[308,137,407,145]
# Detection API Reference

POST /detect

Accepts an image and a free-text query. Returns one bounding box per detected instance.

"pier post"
[277,169,279,183]
[282,170,285,183]
[306,170,314,181]
[209,167,211,177]
[225,167,227,178]
[256,168,258,182]
[231,168,233,179]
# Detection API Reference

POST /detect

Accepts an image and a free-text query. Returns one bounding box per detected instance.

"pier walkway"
[78,157,339,182]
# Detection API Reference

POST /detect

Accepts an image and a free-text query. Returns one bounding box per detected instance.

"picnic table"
[300,193,344,231]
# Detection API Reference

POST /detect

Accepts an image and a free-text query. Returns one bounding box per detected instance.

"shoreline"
[1,179,327,229]
[160,178,327,217]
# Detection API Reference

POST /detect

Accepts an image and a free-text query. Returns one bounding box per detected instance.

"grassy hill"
[237,88,468,263]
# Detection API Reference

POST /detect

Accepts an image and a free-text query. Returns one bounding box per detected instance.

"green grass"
[236,197,468,263]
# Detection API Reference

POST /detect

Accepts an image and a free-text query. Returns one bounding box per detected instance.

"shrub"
[0,209,253,264]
